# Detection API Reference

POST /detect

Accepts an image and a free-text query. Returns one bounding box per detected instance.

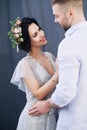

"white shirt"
[51,21,87,130]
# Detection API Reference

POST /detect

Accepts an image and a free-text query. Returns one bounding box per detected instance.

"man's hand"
[29,100,52,116]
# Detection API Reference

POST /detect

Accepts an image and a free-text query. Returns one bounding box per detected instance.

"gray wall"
[0,0,87,130]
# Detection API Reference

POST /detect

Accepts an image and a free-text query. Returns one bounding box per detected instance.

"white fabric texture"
[11,52,57,130]
[51,21,87,130]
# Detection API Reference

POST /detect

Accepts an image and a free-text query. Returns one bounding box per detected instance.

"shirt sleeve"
[10,59,33,92]
[51,42,80,107]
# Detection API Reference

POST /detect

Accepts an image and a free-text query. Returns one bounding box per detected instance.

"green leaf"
[7,31,12,36]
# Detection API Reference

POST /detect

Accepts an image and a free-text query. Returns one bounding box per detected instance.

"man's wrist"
[47,98,58,108]
[46,98,54,108]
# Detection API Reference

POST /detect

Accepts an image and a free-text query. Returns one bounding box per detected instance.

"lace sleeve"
[10,58,34,92]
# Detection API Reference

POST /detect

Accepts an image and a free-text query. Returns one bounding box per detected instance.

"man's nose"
[54,18,58,23]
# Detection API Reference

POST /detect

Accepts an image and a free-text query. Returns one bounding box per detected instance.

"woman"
[10,17,58,130]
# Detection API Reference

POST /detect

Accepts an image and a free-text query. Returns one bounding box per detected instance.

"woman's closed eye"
[33,32,37,37]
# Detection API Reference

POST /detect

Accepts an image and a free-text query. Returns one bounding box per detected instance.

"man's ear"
[69,9,74,17]
[68,8,74,23]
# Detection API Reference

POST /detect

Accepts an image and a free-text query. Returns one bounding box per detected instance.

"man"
[29,0,87,129]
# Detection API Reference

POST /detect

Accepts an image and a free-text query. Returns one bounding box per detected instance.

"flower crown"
[7,17,23,52]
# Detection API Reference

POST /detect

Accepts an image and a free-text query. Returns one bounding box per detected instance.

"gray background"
[0,0,87,130]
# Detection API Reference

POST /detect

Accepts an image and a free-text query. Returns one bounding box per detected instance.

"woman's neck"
[29,48,42,60]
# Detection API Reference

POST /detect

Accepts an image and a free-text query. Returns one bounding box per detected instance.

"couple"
[10,0,87,130]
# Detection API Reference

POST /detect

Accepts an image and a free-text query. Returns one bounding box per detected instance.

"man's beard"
[64,25,71,32]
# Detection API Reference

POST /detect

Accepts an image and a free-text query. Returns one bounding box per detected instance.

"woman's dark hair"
[19,17,41,52]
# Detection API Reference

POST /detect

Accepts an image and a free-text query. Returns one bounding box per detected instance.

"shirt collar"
[65,21,87,37]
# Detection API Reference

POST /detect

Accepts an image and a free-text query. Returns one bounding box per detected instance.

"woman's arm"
[24,70,58,100]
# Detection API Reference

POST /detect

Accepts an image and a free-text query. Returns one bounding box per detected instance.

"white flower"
[13,27,21,33]
[14,33,20,38]
[20,38,24,42]
[16,20,21,25]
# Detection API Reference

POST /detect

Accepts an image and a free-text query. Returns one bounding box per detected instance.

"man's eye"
[55,16,58,18]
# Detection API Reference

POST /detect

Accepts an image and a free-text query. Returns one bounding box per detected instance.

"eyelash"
[33,33,37,37]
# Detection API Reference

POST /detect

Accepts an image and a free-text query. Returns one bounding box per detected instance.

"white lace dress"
[11,52,57,130]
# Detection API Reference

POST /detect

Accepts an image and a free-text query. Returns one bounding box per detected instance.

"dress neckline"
[27,52,55,76]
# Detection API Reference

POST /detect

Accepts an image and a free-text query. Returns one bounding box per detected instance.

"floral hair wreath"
[7,17,23,52]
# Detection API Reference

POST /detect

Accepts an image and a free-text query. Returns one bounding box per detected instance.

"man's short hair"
[51,0,83,10]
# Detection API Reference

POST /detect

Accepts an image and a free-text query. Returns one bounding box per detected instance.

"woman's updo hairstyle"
[19,17,41,52]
